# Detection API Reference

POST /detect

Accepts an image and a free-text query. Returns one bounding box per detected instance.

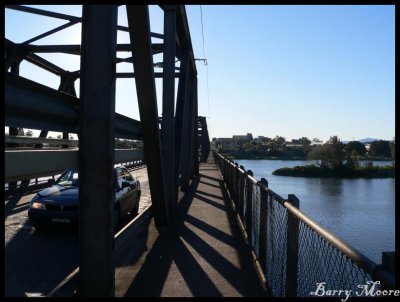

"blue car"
[28,166,141,231]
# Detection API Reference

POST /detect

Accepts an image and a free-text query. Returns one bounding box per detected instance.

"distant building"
[310,141,323,147]
[232,133,253,141]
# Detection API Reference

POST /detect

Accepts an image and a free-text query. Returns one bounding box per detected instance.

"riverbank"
[222,153,306,160]
[272,165,394,178]
[222,152,393,161]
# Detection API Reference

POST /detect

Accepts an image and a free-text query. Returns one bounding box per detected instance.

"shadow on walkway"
[123,170,267,297]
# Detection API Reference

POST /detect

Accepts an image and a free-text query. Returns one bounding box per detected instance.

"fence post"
[258,178,268,275]
[234,163,239,204]
[245,170,254,244]
[286,194,300,297]
[238,165,245,218]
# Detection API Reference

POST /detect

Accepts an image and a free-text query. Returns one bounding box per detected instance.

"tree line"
[215,135,395,162]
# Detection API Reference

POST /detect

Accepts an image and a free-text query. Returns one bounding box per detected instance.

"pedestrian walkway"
[116,156,268,297]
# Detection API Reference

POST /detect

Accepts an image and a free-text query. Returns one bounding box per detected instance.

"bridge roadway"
[4,165,151,297]
[5,157,268,297]
[114,155,267,297]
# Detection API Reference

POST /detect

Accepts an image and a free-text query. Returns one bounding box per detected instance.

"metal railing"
[213,150,395,297]
[4,143,145,194]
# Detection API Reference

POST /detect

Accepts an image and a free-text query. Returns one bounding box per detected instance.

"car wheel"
[131,191,141,214]
[114,205,120,233]
[132,202,139,215]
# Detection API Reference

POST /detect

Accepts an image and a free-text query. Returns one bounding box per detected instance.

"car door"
[115,167,128,214]
[121,168,135,213]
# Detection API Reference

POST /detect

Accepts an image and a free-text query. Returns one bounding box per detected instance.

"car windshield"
[57,168,79,187]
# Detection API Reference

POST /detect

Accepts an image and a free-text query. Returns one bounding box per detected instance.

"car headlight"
[31,202,46,210]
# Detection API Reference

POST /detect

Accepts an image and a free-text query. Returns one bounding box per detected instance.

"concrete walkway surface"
[115,157,268,297]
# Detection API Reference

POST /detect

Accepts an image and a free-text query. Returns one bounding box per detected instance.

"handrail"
[212,150,395,294]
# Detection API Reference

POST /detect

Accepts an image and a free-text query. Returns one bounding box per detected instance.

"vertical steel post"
[8,58,20,190]
[181,75,195,190]
[126,5,169,227]
[174,54,189,200]
[180,76,191,191]
[161,6,177,216]
[192,78,199,175]
[78,5,117,297]
[34,130,48,149]
[286,194,300,297]
[58,74,77,148]
[258,178,269,275]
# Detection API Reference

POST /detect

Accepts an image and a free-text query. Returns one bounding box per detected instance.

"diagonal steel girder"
[126,5,169,227]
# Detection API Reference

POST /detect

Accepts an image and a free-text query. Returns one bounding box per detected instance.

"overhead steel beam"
[78,5,117,297]
[25,52,66,76]
[126,5,169,227]
[5,72,78,133]
[116,72,179,78]
[116,23,164,40]
[23,44,82,55]
[161,5,177,217]
[115,112,142,139]
[5,5,81,22]
[5,73,142,140]
[22,43,164,55]
[22,20,80,45]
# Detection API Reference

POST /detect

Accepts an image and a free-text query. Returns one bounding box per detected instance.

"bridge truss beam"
[5,4,204,296]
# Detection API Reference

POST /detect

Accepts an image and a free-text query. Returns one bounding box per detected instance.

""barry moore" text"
[310,281,400,302]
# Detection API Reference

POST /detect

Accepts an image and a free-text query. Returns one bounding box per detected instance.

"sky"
[5,5,395,143]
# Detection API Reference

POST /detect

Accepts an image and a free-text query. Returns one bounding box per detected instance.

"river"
[235,159,395,264]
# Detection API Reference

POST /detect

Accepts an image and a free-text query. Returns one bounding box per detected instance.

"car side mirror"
[48,179,55,185]
[121,181,131,189]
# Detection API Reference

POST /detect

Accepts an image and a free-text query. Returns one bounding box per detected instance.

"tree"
[25,130,34,137]
[17,127,24,136]
[308,136,344,169]
[243,141,252,152]
[308,146,328,168]
[57,134,62,139]
[369,140,391,158]
[389,137,395,160]
[299,137,311,146]
[345,150,360,168]
[325,136,344,169]
[345,141,366,157]
[274,135,286,145]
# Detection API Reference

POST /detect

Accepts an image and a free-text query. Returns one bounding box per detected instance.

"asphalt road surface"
[4,166,151,297]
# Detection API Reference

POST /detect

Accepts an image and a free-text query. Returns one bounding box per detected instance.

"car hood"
[37,185,78,201]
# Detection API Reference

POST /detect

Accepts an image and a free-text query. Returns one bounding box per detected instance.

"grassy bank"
[272,165,394,178]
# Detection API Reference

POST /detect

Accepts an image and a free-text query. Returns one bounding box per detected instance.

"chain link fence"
[213,150,394,297]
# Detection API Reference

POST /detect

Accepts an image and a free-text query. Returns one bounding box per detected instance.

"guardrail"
[213,150,395,297]
[4,148,145,194]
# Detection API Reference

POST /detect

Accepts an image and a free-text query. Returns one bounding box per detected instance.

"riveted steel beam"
[174,53,189,200]
[5,73,142,140]
[78,5,118,297]
[126,5,169,227]
[161,5,177,216]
